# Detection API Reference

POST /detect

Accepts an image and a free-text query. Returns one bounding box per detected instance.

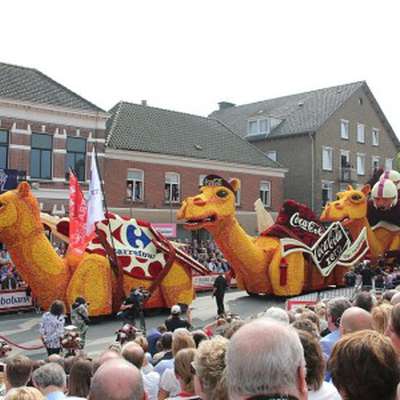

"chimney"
[141,100,148,106]
[218,101,235,111]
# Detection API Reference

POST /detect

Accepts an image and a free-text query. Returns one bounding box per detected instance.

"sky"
[2,0,400,135]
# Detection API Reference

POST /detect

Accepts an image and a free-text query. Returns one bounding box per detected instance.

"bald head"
[340,306,373,335]
[226,319,307,400]
[391,292,400,306]
[92,349,121,374]
[122,341,145,369]
[88,359,145,400]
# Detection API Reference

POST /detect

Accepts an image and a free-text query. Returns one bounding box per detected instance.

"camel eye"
[216,190,228,198]
[351,193,362,201]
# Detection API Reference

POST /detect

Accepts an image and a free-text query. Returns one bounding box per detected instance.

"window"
[322,181,334,206]
[372,128,379,146]
[247,119,270,136]
[357,153,365,176]
[340,120,349,139]
[372,156,380,172]
[127,170,144,201]
[265,151,277,162]
[260,181,271,207]
[386,158,394,170]
[357,123,365,143]
[0,130,9,169]
[66,137,86,181]
[322,147,333,171]
[31,133,52,179]
[165,172,180,203]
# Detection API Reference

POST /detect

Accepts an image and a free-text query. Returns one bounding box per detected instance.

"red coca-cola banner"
[69,172,89,255]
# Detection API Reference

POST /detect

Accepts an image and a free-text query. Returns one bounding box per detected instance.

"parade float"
[0,182,209,316]
[178,175,372,297]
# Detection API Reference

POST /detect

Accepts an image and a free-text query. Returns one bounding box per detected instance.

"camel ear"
[361,184,371,195]
[229,178,241,193]
[17,182,31,198]
[346,185,354,191]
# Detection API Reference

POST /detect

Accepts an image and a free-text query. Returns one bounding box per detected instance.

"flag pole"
[92,144,125,308]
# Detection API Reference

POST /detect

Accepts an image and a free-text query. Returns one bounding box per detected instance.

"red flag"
[69,171,90,255]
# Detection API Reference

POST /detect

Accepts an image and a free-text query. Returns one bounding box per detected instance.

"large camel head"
[0,182,42,243]
[320,184,370,223]
[177,175,240,231]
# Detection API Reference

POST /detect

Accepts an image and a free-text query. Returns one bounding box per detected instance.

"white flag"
[86,148,105,234]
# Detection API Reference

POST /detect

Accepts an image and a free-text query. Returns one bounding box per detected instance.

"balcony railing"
[340,167,357,183]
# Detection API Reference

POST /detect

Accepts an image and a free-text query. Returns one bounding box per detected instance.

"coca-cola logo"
[289,212,324,236]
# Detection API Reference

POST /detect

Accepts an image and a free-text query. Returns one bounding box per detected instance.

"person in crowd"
[152,333,173,366]
[157,329,196,399]
[166,348,199,400]
[314,302,329,335]
[320,297,351,359]
[88,359,145,400]
[371,302,392,334]
[122,341,159,400]
[292,318,320,339]
[165,306,191,332]
[134,336,153,373]
[191,331,208,348]
[4,356,32,394]
[39,301,66,356]
[222,319,246,339]
[339,306,373,335]
[212,273,228,317]
[353,291,375,312]
[1,271,17,290]
[67,358,92,399]
[31,363,67,399]
[383,289,398,303]
[147,326,166,356]
[46,355,64,370]
[225,319,308,400]
[328,330,400,400]
[261,306,289,324]
[385,302,400,353]
[297,331,341,400]
[70,297,89,349]
[4,387,44,400]
[390,291,400,305]
[193,336,229,400]
[92,348,121,374]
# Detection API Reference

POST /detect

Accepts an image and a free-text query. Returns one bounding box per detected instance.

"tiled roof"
[106,102,283,169]
[0,62,104,113]
[210,81,366,139]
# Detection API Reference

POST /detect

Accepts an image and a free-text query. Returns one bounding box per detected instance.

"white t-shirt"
[160,368,180,398]
[308,381,342,400]
[142,370,160,400]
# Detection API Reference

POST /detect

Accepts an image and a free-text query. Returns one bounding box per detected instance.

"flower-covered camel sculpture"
[0,182,207,316]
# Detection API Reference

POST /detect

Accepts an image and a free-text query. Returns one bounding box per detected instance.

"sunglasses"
[190,361,197,375]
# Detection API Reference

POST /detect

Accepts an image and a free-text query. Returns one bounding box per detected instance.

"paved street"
[0,289,285,360]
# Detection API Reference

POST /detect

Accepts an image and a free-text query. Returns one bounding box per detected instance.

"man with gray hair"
[88,358,146,400]
[32,362,67,399]
[225,318,307,400]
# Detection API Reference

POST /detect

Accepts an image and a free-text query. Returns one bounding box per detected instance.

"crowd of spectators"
[178,239,230,273]
[3,287,400,399]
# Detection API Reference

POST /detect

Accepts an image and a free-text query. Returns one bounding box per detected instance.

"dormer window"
[247,118,271,136]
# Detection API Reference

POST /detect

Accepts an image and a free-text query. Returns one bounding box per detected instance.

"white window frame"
[372,156,380,172]
[356,153,366,176]
[165,172,180,203]
[260,181,271,207]
[265,151,277,162]
[357,123,365,143]
[247,118,271,136]
[127,169,144,202]
[322,180,334,206]
[372,128,380,146]
[322,146,333,171]
[386,158,394,171]
[340,119,349,140]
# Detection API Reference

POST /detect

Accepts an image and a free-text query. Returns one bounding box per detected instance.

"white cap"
[380,170,400,189]
[171,305,181,315]
[371,178,398,207]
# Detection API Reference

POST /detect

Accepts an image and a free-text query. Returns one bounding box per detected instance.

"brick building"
[0,62,108,214]
[211,81,400,213]
[104,101,286,237]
